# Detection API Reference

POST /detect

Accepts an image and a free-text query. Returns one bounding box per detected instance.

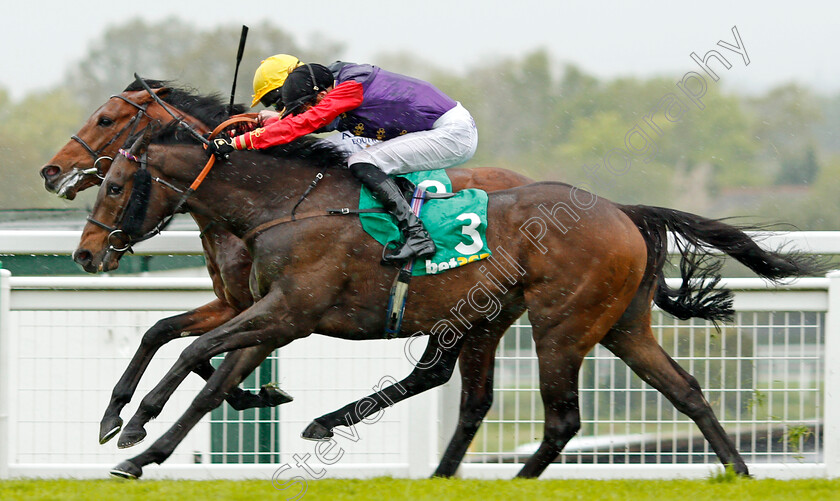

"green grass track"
[2,476,840,501]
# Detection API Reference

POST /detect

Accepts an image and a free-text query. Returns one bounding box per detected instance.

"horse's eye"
[108,183,123,195]
[98,117,115,127]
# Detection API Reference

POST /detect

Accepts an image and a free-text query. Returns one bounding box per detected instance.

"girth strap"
[241,208,387,245]
[242,211,334,245]
[326,208,387,216]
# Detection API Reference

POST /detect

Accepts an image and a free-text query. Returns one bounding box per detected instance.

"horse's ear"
[125,77,168,93]
[128,120,162,157]
[153,87,171,99]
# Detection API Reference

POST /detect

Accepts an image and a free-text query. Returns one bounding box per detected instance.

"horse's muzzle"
[40,164,62,192]
[73,248,97,273]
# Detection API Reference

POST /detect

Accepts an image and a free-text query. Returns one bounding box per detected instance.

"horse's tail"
[619,204,831,325]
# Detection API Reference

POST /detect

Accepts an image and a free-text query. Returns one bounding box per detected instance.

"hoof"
[227,383,293,411]
[117,427,147,449]
[110,460,142,479]
[260,383,294,406]
[99,416,123,445]
[301,421,333,441]
[227,389,262,411]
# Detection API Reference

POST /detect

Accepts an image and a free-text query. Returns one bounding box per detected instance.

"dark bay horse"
[39,81,722,470]
[74,124,827,479]
[39,80,536,465]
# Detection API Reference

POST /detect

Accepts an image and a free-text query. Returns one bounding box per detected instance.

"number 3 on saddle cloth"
[358,169,492,276]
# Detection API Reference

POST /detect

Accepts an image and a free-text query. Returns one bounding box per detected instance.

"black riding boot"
[349,163,436,264]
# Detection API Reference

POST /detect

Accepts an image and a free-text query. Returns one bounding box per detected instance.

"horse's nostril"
[74,249,92,266]
[41,165,61,180]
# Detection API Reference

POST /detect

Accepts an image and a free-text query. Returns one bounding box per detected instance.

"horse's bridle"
[84,74,255,258]
[86,147,188,256]
[71,94,153,178]
[84,108,244,255]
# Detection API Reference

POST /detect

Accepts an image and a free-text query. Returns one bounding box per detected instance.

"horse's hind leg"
[110,343,277,479]
[301,330,467,441]
[515,279,637,478]
[515,334,586,478]
[600,318,749,475]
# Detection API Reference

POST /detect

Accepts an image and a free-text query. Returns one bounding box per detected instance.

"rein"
[85,75,263,255]
[86,113,259,255]
[133,73,211,147]
[89,77,365,255]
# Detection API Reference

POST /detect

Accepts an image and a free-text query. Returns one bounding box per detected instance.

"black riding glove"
[207,137,235,159]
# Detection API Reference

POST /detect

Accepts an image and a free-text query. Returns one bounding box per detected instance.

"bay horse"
[74,123,826,479]
[39,80,536,465]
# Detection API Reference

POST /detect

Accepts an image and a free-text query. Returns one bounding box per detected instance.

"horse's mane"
[123,79,247,128]
[147,120,350,170]
[262,139,349,169]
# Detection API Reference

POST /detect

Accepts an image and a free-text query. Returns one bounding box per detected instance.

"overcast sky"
[2,1,837,101]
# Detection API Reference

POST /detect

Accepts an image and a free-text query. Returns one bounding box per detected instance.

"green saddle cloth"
[358,169,492,276]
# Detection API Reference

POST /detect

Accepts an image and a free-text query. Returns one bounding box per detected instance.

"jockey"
[252,54,380,155]
[211,60,479,264]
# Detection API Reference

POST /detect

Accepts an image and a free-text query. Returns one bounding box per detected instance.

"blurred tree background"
[1,19,838,229]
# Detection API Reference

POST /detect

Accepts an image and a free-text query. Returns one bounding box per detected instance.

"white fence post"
[0,268,11,479]
[825,270,840,477]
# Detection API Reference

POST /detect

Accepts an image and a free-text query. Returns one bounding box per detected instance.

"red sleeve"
[234,81,364,149]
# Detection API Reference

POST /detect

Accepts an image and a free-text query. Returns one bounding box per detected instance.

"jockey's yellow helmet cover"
[251,54,304,107]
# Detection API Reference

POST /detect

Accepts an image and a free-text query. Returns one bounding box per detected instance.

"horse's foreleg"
[433,329,501,477]
[117,291,299,449]
[110,343,277,479]
[99,298,237,444]
[433,306,524,478]
[101,299,293,445]
[600,322,749,475]
[301,332,466,441]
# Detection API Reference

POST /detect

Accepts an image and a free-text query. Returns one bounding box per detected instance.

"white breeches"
[346,102,478,175]
[320,131,381,155]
